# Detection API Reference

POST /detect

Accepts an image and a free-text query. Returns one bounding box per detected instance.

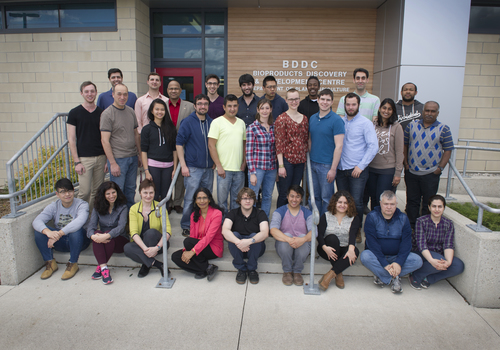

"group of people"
[32,67,463,293]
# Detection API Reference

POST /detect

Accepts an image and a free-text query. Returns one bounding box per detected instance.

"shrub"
[448,202,500,231]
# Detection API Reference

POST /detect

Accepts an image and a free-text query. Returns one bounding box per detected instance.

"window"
[469,1,500,34]
[0,1,116,33]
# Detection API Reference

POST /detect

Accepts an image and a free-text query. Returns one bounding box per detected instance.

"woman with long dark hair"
[367,98,404,209]
[87,181,129,284]
[317,190,360,291]
[141,98,177,201]
[171,187,224,281]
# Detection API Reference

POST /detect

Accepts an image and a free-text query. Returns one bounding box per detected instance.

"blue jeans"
[360,250,423,285]
[336,168,369,227]
[276,157,305,208]
[34,227,90,263]
[217,170,244,214]
[275,233,311,273]
[181,167,214,230]
[109,156,138,209]
[310,161,335,216]
[367,168,395,210]
[227,232,266,271]
[249,168,277,218]
[412,251,464,285]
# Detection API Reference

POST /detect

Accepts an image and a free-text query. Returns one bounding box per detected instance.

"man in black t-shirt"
[222,187,269,285]
[67,81,106,211]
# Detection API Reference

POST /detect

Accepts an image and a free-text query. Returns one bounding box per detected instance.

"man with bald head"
[166,80,195,214]
[100,83,141,208]
[404,101,454,229]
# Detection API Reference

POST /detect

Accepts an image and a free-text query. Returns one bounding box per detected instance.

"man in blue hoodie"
[360,190,422,294]
[176,94,215,236]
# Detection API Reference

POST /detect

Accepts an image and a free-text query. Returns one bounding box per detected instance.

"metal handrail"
[303,153,321,295]
[456,138,500,176]
[446,149,500,232]
[1,113,77,217]
[154,164,181,289]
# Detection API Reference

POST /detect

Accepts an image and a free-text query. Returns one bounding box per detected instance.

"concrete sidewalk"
[0,265,499,350]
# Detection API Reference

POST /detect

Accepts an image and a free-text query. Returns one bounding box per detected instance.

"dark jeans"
[336,168,369,227]
[227,232,266,271]
[405,171,440,228]
[92,233,129,265]
[276,157,305,208]
[412,251,464,285]
[317,234,359,274]
[34,227,90,263]
[367,168,395,210]
[123,228,169,267]
[148,165,174,202]
[171,237,218,274]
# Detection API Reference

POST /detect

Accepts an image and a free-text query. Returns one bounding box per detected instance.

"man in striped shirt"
[404,101,454,229]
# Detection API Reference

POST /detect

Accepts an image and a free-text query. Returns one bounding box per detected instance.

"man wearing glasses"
[205,74,225,119]
[260,75,288,118]
[176,94,215,237]
[33,178,90,281]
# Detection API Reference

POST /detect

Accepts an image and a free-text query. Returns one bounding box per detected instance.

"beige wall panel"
[227,8,377,106]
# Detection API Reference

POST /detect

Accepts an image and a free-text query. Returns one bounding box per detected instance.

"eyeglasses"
[196,196,209,201]
[206,82,219,86]
[287,98,300,102]
[196,102,209,106]
[265,85,277,90]
[57,189,74,195]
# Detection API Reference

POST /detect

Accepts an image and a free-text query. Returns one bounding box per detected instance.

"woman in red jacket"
[171,187,224,281]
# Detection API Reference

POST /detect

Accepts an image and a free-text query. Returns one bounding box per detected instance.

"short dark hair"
[353,68,369,79]
[148,72,160,80]
[307,76,320,86]
[139,178,156,192]
[205,74,220,84]
[376,98,398,126]
[236,187,256,206]
[54,178,73,191]
[318,88,334,100]
[80,81,96,93]
[345,92,361,105]
[223,94,238,106]
[194,94,210,105]
[263,75,276,87]
[428,194,446,207]
[287,184,304,198]
[108,68,123,79]
[402,82,417,91]
[239,74,255,86]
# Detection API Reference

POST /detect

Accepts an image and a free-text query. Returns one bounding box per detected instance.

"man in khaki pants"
[67,81,106,212]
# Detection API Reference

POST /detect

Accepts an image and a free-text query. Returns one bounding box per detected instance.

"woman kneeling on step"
[317,190,360,291]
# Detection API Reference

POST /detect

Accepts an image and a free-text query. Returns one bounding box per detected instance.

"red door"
[156,67,202,103]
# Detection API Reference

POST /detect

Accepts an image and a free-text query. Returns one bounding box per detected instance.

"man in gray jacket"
[33,178,90,280]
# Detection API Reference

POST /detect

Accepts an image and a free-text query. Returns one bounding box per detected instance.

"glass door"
[156,67,203,103]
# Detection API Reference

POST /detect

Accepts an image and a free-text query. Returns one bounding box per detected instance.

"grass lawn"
[448,202,500,231]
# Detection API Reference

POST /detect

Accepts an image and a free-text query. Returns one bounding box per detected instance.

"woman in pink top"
[171,187,223,281]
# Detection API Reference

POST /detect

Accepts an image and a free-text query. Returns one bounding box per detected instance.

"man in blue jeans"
[100,83,141,208]
[308,89,344,215]
[176,93,214,237]
[33,178,90,280]
[360,190,422,294]
[222,188,269,285]
[336,92,378,242]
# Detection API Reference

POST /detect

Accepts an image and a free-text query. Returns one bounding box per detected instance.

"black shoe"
[206,264,218,282]
[195,271,208,279]
[236,269,247,284]
[138,264,150,278]
[153,260,166,277]
[182,229,190,237]
[248,270,259,284]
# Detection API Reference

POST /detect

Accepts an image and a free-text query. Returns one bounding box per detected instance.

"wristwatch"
[251,238,255,244]
[438,166,445,172]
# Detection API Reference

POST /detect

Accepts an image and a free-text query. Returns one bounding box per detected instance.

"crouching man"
[270,185,313,286]
[360,190,422,293]
[222,187,269,285]
[33,178,90,280]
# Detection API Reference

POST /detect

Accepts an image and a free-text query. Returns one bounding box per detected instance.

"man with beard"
[206,74,225,119]
[336,68,380,121]
[298,76,320,119]
[336,93,378,243]
[97,68,137,110]
[237,74,260,128]
[396,82,424,131]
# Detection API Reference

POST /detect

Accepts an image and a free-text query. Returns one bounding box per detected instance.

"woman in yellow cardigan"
[124,179,171,278]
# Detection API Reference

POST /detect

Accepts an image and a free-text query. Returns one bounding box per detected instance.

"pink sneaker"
[91,266,102,280]
[102,268,113,285]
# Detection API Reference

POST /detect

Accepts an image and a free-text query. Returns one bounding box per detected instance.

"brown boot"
[41,259,58,279]
[335,272,345,289]
[282,272,293,286]
[319,270,336,291]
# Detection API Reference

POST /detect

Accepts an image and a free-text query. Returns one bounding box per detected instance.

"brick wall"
[458,34,500,172]
[0,0,150,183]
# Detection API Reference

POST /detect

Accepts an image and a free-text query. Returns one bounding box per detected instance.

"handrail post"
[6,163,21,217]
[462,141,470,177]
[62,116,71,180]
[302,165,307,207]
[445,150,456,201]
[303,153,320,295]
